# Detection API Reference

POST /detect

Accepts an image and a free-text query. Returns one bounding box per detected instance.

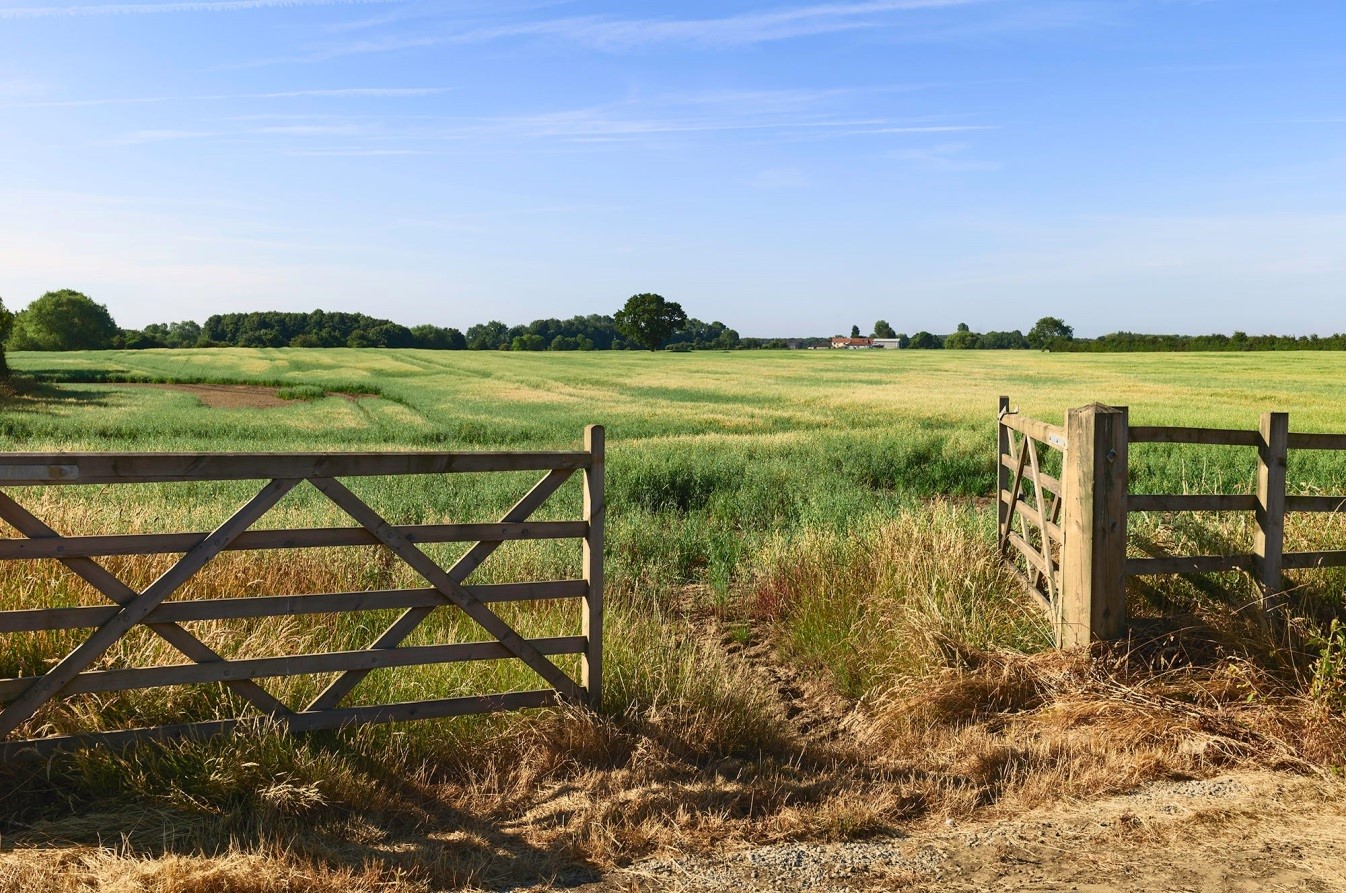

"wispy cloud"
[94,86,996,158]
[258,86,447,98]
[283,147,432,156]
[264,0,1001,63]
[0,0,398,20]
[104,128,221,145]
[6,86,449,109]
[889,142,998,170]
[457,0,997,48]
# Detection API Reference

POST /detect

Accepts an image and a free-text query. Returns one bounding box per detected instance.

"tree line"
[0,290,803,359]
[855,317,1346,352]
[4,291,1346,367]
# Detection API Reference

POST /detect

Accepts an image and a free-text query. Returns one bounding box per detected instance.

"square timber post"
[582,424,605,709]
[1059,403,1129,647]
[1254,411,1289,617]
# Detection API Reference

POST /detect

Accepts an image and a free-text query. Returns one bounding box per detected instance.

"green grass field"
[3,348,1346,891]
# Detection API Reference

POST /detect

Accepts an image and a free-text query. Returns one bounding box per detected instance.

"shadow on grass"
[0,731,602,891]
[0,377,115,412]
[0,679,948,893]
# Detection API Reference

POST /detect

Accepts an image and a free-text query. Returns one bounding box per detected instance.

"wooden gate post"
[998,396,1011,541]
[1060,403,1129,647]
[1254,411,1288,615]
[582,425,605,708]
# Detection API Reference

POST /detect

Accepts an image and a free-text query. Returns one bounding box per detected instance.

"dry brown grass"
[0,847,414,893]
[3,501,1345,891]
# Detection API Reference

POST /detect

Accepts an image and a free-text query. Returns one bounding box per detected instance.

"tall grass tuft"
[744,502,1052,695]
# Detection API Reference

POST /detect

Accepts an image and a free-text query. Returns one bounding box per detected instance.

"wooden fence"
[0,427,604,759]
[999,398,1346,646]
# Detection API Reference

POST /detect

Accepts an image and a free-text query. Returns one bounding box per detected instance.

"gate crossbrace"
[1001,430,1062,616]
[1024,435,1057,604]
[306,469,584,711]
[0,491,292,720]
[1000,432,1030,551]
[0,479,300,739]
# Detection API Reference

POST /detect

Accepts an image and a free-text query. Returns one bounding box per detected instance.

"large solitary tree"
[7,290,119,351]
[614,293,687,351]
[1026,316,1074,350]
[872,320,896,339]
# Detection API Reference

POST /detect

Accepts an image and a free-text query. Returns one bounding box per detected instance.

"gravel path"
[563,771,1346,892]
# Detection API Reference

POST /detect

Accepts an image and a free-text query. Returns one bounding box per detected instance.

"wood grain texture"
[0,520,587,560]
[0,636,587,702]
[1254,412,1289,612]
[582,425,604,708]
[1127,494,1260,513]
[0,451,590,485]
[1059,404,1128,647]
[0,479,300,738]
[0,690,561,761]
[0,580,589,633]
[1127,426,1259,446]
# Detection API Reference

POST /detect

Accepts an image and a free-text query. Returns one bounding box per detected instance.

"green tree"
[511,333,546,351]
[466,320,510,350]
[7,290,119,351]
[944,322,978,349]
[1026,316,1074,350]
[614,293,688,351]
[872,320,896,339]
[167,320,202,348]
[347,322,413,348]
[850,324,861,339]
[410,324,465,350]
[909,331,942,349]
[0,298,13,375]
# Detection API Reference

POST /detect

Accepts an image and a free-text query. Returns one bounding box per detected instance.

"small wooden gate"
[997,396,1067,632]
[0,427,604,759]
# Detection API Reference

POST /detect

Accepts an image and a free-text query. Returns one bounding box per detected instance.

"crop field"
[3,348,1346,892]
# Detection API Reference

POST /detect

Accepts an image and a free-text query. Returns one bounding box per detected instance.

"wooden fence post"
[998,396,1011,543]
[1060,403,1129,647]
[1254,411,1288,615]
[582,425,605,709]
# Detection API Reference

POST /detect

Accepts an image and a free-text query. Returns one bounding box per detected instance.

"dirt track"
[563,604,1346,892]
[573,770,1346,892]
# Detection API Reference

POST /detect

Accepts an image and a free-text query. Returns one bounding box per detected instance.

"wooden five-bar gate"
[0,426,604,759]
[1000,397,1346,646]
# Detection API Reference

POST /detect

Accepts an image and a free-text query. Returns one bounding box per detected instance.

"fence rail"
[999,398,1346,645]
[0,428,604,760]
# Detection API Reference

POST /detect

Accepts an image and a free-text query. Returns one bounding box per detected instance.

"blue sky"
[1,0,1343,336]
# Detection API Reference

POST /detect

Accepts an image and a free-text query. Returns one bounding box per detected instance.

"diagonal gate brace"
[0,491,292,719]
[305,471,585,710]
[0,479,300,739]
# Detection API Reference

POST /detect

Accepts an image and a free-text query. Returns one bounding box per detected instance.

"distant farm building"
[830,337,905,349]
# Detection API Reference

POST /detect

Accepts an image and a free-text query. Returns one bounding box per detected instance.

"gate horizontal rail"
[0,450,591,484]
[0,427,605,761]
